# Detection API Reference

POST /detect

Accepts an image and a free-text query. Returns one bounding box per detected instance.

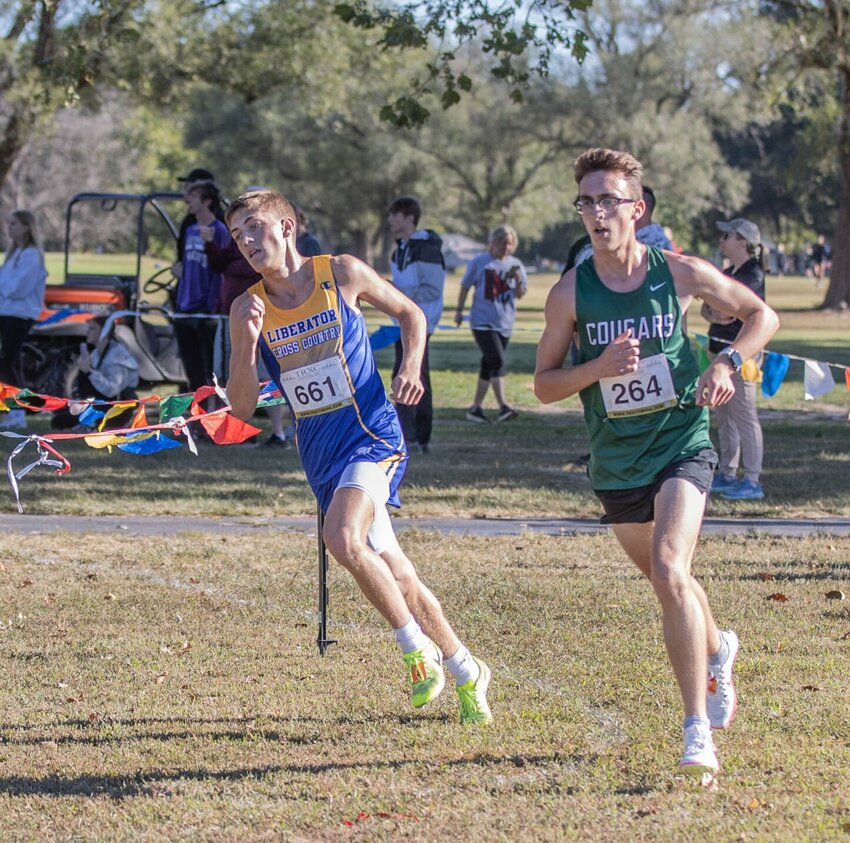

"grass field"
[1,530,848,840]
[2,268,849,839]
[7,270,850,519]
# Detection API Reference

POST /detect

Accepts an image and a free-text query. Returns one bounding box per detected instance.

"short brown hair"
[225,190,295,227]
[387,195,422,226]
[574,148,644,201]
[187,180,221,208]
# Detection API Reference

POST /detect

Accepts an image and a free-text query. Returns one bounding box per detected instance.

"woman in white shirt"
[0,210,47,430]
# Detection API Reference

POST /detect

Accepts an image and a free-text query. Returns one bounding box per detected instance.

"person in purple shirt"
[174,181,229,395]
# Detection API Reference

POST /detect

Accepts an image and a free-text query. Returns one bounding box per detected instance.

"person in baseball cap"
[178,167,215,184]
[716,218,761,248]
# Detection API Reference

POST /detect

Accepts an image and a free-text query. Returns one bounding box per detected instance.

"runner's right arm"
[534,272,640,404]
[227,291,264,421]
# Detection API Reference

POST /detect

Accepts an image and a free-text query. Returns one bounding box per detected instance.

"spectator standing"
[0,210,47,431]
[295,205,323,258]
[387,196,445,454]
[175,181,230,396]
[455,225,528,422]
[702,218,768,501]
[812,234,828,285]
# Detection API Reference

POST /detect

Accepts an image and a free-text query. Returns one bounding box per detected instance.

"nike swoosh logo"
[649,282,666,291]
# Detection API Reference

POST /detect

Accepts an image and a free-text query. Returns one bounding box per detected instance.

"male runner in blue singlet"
[226,189,491,724]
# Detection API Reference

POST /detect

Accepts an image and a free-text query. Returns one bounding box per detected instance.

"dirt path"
[2,513,849,537]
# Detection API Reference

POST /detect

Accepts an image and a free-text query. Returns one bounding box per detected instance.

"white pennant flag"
[803,360,835,400]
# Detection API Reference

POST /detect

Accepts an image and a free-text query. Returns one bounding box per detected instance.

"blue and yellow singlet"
[250,256,407,511]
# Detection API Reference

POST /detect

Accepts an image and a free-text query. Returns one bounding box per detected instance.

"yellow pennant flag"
[97,402,137,432]
[83,432,123,449]
[741,358,761,383]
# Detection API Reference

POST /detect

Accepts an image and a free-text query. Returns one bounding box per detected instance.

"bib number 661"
[294,376,336,406]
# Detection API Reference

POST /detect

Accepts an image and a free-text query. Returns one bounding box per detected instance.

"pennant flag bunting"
[804,360,836,400]
[741,358,761,383]
[761,352,790,398]
[117,432,182,455]
[369,324,401,352]
[159,394,193,422]
[78,405,106,426]
[199,410,262,444]
[98,402,137,431]
[130,403,148,429]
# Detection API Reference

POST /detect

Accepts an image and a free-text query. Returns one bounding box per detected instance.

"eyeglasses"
[574,196,636,215]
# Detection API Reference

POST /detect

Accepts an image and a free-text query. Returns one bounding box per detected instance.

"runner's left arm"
[331,254,426,405]
[669,254,779,406]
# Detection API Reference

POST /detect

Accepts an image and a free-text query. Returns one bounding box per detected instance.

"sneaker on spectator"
[465,407,490,424]
[262,433,290,448]
[721,479,764,501]
[710,473,738,493]
[497,405,518,422]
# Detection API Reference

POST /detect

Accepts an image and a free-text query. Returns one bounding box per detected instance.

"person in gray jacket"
[0,209,47,431]
[387,196,446,454]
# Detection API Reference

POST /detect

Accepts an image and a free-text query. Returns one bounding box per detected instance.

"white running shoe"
[678,722,719,777]
[707,629,739,730]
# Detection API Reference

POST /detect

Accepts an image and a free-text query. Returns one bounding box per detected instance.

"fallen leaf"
[802,685,823,691]
[758,572,775,582]
[65,694,83,703]
[636,806,658,818]
[104,593,116,601]
[85,573,98,581]
[825,590,846,601]
[18,579,33,588]
[179,641,192,655]
[839,630,850,641]
[776,642,785,653]
[156,672,169,684]
[88,712,99,722]
[766,593,789,602]
[747,797,760,812]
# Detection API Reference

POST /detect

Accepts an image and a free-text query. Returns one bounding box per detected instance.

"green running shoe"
[456,656,493,725]
[403,641,445,708]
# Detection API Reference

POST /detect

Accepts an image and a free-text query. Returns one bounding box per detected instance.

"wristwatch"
[716,347,743,372]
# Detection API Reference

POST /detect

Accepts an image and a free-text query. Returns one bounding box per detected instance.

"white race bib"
[280,356,353,417]
[599,353,678,418]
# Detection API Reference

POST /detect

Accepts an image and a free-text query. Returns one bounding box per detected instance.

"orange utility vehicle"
[21,192,189,396]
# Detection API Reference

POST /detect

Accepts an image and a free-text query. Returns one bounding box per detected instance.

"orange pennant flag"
[130,403,148,429]
[845,368,850,391]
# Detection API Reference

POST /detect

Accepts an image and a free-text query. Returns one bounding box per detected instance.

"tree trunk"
[824,66,850,308]
[0,108,28,189]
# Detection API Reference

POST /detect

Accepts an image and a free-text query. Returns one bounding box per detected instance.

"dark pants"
[0,315,34,387]
[472,329,509,380]
[392,335,433,447]
[174,316,217,393]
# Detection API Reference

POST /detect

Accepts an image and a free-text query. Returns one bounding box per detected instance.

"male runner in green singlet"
[534,148,779,777]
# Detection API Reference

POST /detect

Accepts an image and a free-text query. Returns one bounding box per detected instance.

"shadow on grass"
[0,750,585,799]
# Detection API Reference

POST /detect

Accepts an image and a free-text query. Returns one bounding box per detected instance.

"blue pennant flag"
[761,352,790,398]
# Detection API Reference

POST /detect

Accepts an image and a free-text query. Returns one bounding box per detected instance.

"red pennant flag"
[190,385,219,417]
[845,367,850,391]
[199,411,261,444]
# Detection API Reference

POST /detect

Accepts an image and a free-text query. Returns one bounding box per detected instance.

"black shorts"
[594,447,717,525]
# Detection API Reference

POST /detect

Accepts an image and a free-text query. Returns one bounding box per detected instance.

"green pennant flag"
[159,394,194,422]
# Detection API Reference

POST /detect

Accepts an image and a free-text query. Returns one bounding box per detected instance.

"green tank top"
[576,246,711,489]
